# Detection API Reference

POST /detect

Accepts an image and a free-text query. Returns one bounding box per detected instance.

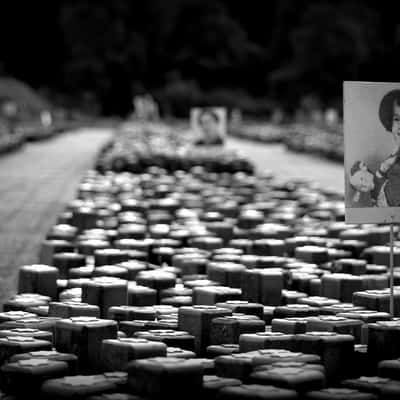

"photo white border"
[344,81,400,224]
[190,107,227,138]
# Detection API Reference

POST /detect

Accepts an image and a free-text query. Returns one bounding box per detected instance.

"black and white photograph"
[190,107,227,146]
[345,82,400,223]
[2,1,400,398]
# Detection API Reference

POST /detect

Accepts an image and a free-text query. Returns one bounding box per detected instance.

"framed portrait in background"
[344,81,400,223]
[190,107,227,146]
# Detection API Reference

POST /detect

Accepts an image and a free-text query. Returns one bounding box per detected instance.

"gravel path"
[226,137,344,194]
[0,128,112,303]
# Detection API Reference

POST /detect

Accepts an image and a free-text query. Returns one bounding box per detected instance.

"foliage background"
[0,0,398,116]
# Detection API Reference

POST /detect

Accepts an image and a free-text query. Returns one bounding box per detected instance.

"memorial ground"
[0,128,343,304]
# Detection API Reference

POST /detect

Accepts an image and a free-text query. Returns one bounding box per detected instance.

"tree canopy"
[0,0,397,115]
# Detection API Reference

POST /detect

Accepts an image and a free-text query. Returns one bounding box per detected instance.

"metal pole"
[390,223,394,317]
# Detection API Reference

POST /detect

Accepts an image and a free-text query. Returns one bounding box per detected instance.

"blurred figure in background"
[0,99,18,133]
[144,94,159,121]
[325,108,339,128]
[230,108,243,128]
[271,108,284,124]
[133,94,159,121]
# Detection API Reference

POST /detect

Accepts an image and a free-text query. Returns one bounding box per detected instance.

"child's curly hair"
[379,89,400,132]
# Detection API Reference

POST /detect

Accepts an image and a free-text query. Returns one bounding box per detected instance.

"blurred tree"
[0,1,64,87]
[168,0,264,91]
[269,1,380,107]
[0,0,398,115]
[59,0,146,115]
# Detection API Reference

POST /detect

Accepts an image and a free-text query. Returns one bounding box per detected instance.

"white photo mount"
[190,107,227,144]
[344,81,400,224]
[344,81,400,316]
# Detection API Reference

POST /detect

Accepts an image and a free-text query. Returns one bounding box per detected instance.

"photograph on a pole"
[344,81,400,223]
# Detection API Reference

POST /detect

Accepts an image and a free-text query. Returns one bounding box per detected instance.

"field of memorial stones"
[0,122,399,399]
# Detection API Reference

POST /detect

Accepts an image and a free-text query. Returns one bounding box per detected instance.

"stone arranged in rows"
[3,124,400,397]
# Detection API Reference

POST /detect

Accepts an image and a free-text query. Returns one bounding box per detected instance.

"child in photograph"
[372,90,400,206]
[194,109,224,146]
